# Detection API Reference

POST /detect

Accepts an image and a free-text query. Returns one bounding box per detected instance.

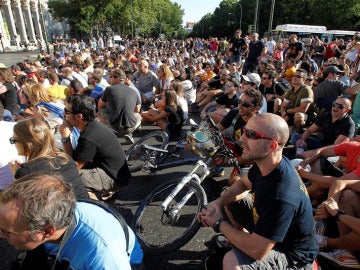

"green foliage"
[48,0,360,38]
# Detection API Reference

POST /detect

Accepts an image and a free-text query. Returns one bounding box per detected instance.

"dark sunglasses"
[64,108,74,115]
[332,102,345,109]
[9,137,18,144]
[242,81,251,85]
[244,128,282,145]
[306,78,314,81]
[293,75,304,79]
[238,100,254,108]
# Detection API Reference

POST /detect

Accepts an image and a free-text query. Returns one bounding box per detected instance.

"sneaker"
[315,233,328,249]
[124,133,134,144]
[319,249,360,268]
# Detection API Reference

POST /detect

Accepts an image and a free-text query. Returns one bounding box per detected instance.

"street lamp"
[237,2,242,31]
[228,13,236,32]
[268,0,276,33]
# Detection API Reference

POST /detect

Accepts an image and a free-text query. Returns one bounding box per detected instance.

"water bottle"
[296,140,306,157]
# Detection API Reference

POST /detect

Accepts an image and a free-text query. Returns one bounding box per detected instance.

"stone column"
[21,0,36,43]
[0,10,8,50]
[12,0,29,45]
[30,0,44,41]
[2,0,19,46]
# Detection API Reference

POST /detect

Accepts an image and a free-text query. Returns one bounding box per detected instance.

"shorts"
[232,248,313,270]
[320,157,343,177]
[79,167,114,191]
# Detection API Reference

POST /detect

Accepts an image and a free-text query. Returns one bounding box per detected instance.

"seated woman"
[141,89,184,137]
[23,84,67,149]
[10,117,88,199]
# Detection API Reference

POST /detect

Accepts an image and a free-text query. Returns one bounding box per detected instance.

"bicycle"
[130,116,238,255]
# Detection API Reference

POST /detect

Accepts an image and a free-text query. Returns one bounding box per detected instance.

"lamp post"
[228,13,236,33]
[268,0,275,33]
[237,2,242,31]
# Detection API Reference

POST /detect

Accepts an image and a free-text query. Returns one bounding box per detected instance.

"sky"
[171,0,222,26]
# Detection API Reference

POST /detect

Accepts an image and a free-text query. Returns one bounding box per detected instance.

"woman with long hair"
[141,89,184,135]
[10,117,88,199]
[0,67,19,114]
[157,64,174,94]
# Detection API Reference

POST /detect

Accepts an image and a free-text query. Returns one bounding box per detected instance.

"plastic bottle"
[296,140,306,157]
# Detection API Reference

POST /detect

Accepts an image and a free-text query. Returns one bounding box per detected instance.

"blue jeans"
[290,133,322,150]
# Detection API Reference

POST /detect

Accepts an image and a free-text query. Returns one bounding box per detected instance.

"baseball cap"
[241,73,261,88]
[324,65,345,74]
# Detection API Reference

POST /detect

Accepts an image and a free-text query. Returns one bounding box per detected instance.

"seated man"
[200,78,239,123]
[297,141,360,205]
[280,69,314,133]
[315,179,360,268]
[291,96,355,154]
[0,173,143,269]
[198,113,318,269]
[60,94,131,199]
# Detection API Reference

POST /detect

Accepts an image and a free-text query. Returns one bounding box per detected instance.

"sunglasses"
[293,75,304,79]
[238,100,254,108]
[244,128,282,145]
[242,81,254,85]
[261,77,270,80]
[9,137,18,144]
[332,102,345,109]
[64,108,75,115]
[306,78,314,81]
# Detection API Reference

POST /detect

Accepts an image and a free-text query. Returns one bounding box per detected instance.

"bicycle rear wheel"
[132,178,207,255]
[126,130,169,172]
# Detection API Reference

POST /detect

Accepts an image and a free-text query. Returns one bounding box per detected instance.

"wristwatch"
[213,217,226,233]
[335,210,345,221]
[61,137,71,143]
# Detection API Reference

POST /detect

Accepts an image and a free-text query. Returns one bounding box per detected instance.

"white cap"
[241,73,261,88]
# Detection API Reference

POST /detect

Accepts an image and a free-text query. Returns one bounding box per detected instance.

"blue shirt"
[44,202,143,269]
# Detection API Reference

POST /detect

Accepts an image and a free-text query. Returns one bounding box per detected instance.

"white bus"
[271,24,327,40]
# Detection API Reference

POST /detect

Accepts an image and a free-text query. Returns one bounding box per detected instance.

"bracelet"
[335,210,345,221]
[213,217,226,233]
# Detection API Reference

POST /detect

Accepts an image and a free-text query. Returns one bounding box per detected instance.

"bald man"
[198,113,317,270]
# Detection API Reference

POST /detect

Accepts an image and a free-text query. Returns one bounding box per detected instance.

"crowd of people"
[1,30,360,269]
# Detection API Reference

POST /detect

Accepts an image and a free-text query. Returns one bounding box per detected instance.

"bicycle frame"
[161,159,210,218]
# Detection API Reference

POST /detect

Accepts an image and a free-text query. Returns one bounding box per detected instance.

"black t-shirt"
[0,82,19,114]
[73,121,131,185]
[248,158,318,264]
[101,83,140,129]
[229,37,247,55]
[15,156,89,199]
[247,41,265,62]
[216,94,238,109]
[287,41,304,60]
[165,105,184,135]
[314,112,355,146]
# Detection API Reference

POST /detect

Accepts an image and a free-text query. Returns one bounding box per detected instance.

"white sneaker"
[319,249,360,268]
[315,233,327,249]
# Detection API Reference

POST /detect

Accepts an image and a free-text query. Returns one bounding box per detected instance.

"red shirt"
[334,142,360,176]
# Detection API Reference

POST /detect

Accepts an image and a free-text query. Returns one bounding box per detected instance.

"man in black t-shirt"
[286,34,305,62]
[199,113,317,269]
[242,33,266,75]
[229,29,248,64]
[60,94,131,200]
[218,88,263,185]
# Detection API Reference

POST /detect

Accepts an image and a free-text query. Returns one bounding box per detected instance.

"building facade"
[0,0,68,50]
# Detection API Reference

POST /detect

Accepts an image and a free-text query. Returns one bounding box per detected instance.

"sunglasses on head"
[9,137,18,144]
[238,100,254,108]
[244,128,282,145]
[332,102,345,109]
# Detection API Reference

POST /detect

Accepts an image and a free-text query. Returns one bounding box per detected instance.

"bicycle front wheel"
[126,130,169,172]
[132,178,207,255]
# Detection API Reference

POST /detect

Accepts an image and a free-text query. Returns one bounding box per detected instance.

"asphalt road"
[0,50,38,67]
[0,115,228,270]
